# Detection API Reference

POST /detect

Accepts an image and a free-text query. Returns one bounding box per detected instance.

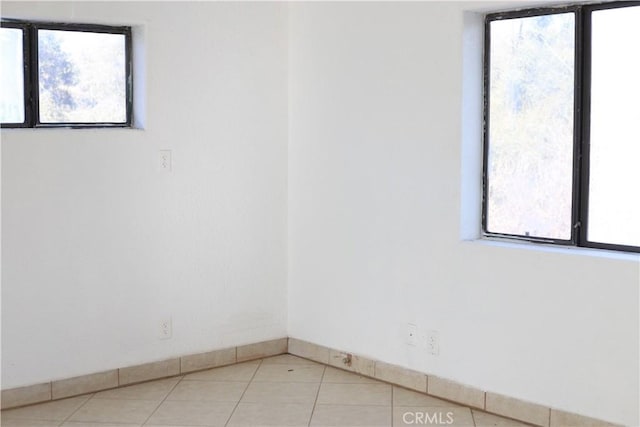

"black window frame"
[1,19,132,129]
[1,21,31,128]
[482,1,640,254]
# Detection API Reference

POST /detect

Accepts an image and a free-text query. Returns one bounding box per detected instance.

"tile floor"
[1,354,534,427]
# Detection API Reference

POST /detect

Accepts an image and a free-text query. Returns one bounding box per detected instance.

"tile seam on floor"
[139,373,184,426]
[0,358,561,427]
[56,393,94,426]
[1,337,623,427]
[223,356,264,427]
[307,363,327,427]
[390,383,394,427]
[288,338,622,427]
[0,337,287,410]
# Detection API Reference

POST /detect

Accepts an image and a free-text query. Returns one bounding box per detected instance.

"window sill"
[462,237,640,262]
[1,126,145,131]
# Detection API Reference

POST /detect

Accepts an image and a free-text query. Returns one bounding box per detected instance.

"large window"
[483,2,640,253]
[1,21,131,128]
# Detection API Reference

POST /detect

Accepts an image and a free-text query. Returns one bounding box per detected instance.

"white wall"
[2,2,638,425]
[288,2,639,426]
[1,1,288,388]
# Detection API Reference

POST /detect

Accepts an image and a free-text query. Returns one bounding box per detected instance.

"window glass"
[1,27,25,124]
[587,6,640,247]
[486,13,575,240]
[38,29,127,123]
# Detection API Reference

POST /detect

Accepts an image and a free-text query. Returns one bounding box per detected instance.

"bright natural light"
[0,27,25,123]
[38,29,126,123]
[486,13,575,240]
[587,6,640,248]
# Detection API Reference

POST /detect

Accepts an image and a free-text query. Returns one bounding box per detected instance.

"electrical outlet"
[159,150,172,172]
[426,330,439,356]
[407,323,418,346]
[159,317,172,340]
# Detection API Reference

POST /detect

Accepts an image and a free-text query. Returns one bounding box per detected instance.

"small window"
[483,2,640,253]
[1,23,28,126]
[1,21,131,128]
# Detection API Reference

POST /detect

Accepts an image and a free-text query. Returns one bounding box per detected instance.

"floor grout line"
[471,406,477,427]
[222,357,263,427]
[390,384,394,427]
[139,375,184,426]
[57,393,96,425]
[307,364,326,427]
[1,355,548,427]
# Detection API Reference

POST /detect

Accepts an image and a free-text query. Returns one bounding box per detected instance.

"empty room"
[1,1,638,426]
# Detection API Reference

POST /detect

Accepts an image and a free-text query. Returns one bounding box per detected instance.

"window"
[483,1,640,253]
[1,21,131,128]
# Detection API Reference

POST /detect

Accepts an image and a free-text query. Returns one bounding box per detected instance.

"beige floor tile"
[184,361,260,382]
[52,370,118,400]
[0,420,62,427]
[145,425,201,427]
[375,362,426,393]
[261,354,320,365]
[227,402,314,426]
[166,380,247,402]
[393,406,474,426]
[236,338,288,362]
[486,392,549,427]
[2,352,565,427]
[145,400,236,426]
[1,395,91,421]
[323,367,378,384]
[310,404,392,426]
[472,409,534,426]
[427,376,484,409]
[549,409,619,427]
[180,347,236,374]
[393,386,461,407]
[1,383,52,410]
[145,425,203,427]
[288,338,331,364]
[317,383,392,406]
[67,399,159,424]
[328,351,376,377]
[119,359,180,386]
[61,423,141,427]
[252,363,325,383]
[241,382,320,404]
[93,377,180,401]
